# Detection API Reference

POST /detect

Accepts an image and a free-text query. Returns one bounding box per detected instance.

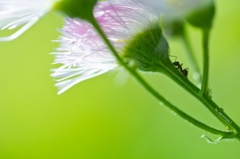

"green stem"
[181,31,202,85]
[89,16,236,138]
[163,64,240,138]
[200,28,210,95]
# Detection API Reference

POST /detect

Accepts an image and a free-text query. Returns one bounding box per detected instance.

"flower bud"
[161,19,185,38]
[187,1,215,29]
[122,22,171,72]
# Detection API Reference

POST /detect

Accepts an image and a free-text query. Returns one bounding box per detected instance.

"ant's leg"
[182,68,189,77]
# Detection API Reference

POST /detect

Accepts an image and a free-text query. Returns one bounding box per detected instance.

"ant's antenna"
[170,55,189,77]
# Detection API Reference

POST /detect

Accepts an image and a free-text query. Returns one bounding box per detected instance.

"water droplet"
[201,135,222,144]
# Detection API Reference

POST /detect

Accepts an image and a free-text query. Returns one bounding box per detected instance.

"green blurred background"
[0,0,240,158]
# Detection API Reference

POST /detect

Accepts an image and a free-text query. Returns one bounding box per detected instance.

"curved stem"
[200,28,210,95]
[181,31,202,85]
[89,16,236,138]
[163,64,240,139]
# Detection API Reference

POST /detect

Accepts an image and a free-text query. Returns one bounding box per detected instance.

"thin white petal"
[0,0,58,41]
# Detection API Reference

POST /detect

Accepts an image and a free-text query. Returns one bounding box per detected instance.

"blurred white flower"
[132,0,213,19]
[0,0,58,41]
[51,0,159,94]
[0,0,212,42]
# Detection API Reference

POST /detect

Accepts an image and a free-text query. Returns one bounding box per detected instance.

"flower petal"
[0,0,57,41]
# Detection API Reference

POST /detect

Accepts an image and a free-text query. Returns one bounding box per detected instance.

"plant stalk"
[181,31,202,85]
[89,16,238,139]
[163,64,240,139]
[200,28,210,95]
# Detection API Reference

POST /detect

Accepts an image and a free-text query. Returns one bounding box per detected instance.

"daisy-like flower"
[51,0,214,94]
[0,0,58,41]
[51,0,165,94]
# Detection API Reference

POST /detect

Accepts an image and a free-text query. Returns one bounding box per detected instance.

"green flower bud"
[54,0,97,21]
[187,1,215,29]
[161,18,185,38]
[122,21,171,72]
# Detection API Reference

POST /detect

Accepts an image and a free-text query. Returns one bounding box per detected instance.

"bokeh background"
[0,0,240,158]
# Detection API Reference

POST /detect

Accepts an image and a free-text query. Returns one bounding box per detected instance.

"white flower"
[51,0,160,94]
[0,0,58,41]
[132,0,213,19]
[53,0,213,95]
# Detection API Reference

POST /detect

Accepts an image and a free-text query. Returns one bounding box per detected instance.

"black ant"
[171,56,189,77]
